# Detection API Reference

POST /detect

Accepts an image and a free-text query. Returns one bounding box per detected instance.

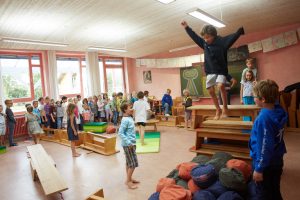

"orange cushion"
[160,185,192,200]
[188,179,201,194]
[178,162,198,181]
[156,178,176,192]
[226,159,252,181]
[106,126,116,134]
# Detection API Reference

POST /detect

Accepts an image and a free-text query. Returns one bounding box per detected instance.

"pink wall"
[127,22,300,99]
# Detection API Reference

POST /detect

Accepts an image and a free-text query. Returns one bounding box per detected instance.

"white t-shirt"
[38,104,44,111]
[242,81,254,97]
[77,101,83,114]
[133,99,150,123]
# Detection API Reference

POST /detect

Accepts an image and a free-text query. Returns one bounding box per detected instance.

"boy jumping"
[182,21,244,119]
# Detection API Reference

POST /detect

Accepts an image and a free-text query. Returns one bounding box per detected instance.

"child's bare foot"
[221,109,229,118]
[126,181,138,189]
[214,109,221,120]
[72,153,81,157]
[132,179,140,184]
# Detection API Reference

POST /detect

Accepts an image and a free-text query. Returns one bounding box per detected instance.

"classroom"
[0,0,300,200]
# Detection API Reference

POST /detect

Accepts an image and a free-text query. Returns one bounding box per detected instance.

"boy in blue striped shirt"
[118,103,139,189]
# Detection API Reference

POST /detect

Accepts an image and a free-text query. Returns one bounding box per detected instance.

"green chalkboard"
[180,66,203,97]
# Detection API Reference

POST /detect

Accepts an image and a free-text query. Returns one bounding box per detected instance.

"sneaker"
[165,114,170,117]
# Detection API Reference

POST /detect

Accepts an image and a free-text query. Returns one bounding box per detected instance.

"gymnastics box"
[83,122,108,133]
[0,146,6,154]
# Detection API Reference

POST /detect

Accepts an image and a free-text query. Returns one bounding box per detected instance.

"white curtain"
[0,60,4,106]
[85,52,100,96]
[46,50,59,99]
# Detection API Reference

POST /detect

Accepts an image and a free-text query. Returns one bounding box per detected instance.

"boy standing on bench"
[182,21,244,119]
[118,103,140,189]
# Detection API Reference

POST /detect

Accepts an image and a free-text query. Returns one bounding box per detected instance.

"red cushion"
[226,159,252,181]
[156,178,176,192]
[187,179,201,194]
[178,162,198,181]
[160,185,192,200]
[106,126,116,134]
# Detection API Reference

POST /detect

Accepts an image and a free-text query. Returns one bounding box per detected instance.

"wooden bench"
[135,119,159,132]
[58,130,84,147]
[27,144,68,196]
[201,120,253,130]
[188,105,260,129]
[80,132,119,156]
[86,188,105,200]
[40,128,61,144]
[155,115,178,127]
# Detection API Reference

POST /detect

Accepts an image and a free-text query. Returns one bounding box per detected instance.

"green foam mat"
[135,132,160,154]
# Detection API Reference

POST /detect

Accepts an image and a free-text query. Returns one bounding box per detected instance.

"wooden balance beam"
[188,105,260,129]
[80,132,119,156]
[27,144,68,196]
[135,119,159,132]
[40,128,61,144]
[58,129,84,147]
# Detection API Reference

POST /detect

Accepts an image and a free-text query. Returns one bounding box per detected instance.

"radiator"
[5,116,28,138]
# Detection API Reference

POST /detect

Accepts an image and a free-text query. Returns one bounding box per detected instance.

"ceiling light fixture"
[88,47,127,52]
[169,44,198,52]
[1,37,68,47]
[156,0,176,4]
[187,8,226,28]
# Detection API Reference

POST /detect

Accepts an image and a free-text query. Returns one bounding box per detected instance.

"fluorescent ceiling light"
[1,37,68,47]
[156,0,176,4]
[187,8,226,28]
[169,44,198,52]
[88,47,127,52]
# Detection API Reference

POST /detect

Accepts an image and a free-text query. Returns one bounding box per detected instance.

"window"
[99,59,105,94]
[56,57,82,97]
[0,53,45,113]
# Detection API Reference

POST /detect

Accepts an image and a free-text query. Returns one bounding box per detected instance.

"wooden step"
[201,143,249,154]
[202,120,253,130]
[189,146,251,160]
[196,128,250,141]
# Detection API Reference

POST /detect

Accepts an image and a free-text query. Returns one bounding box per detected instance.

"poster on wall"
[262,38,275,52]
[180,66,203,97]
[143,70,152,84]
[272,33,286,49]
[248,41,262,53]
[227,45,249,62]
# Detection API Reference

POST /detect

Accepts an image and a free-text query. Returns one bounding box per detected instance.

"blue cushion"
[217,191,243,200]
[191,164,218,189]
[207,181,228,198]
[148,192,160,200]
[193,190,216,200]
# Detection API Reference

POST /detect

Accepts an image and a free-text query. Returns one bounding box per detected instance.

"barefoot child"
[0,105,6,146]
[24,105,43,144]
[133,91,152,146]
[240,70,255,121]
[67,103,81,157]
[118,103,139,189]
[182,21,244,119]
[182,89,193,129]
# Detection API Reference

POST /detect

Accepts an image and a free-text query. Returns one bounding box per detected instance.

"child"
[241,58,257,84]
[67,103,81,157]
[103,93,112,123]
[49,99,57,129]
[0,105,6,146]
[5,99,17,146]
[218,74,237,105]
[117,92,124,122]
[250,79,287,200]
[182,89,193,129]
[240,70,255,121]
[97,95,106,122]
[56,101,64,129]
[130,91,138,105]
[44,97,51,128]
[162,89,173,117]
[181,21,244,119]
[73,98,81,128]
[118,103,139,189]
[89,96,98,122]
[111,93,118,126]
[32,100,41,125]
[133,91,152,146]
[82,98,91,123]
[38,97,47,127]
[61,96,68,129]
[24,105,43,144]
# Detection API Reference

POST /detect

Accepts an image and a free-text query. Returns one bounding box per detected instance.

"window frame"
[0,51,46,103]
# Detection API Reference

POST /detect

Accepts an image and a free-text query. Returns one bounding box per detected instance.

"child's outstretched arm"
[222,27,245,49]
[181,21,205,49]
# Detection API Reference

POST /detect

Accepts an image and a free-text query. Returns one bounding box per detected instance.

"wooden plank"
[201,120,253,130]
[201,143,249,154]
[189,146,251,160]
[27,144,68,196]
[196,130,250,141]
[188,105,260,111]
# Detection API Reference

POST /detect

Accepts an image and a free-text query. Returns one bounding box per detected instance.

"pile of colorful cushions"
[149,152,254,200]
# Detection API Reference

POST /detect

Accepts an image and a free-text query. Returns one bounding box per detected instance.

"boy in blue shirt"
[118,103,139,189]
[162,89,173,117]
[250,79,287,200]
[181,21,244,119]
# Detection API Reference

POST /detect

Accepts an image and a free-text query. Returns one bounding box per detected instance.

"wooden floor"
[0,127,299,200]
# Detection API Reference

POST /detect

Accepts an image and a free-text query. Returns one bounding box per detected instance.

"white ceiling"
[0,0,300,58]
